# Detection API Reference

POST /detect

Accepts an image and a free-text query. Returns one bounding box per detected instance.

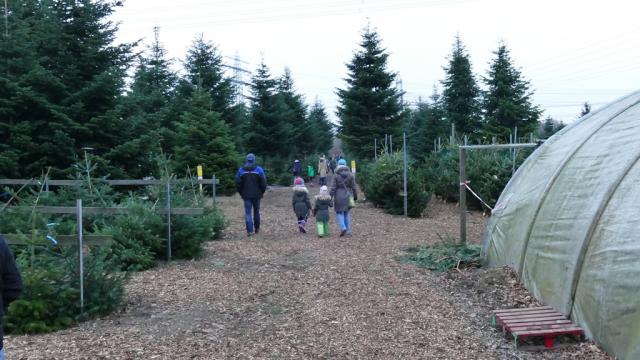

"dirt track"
[9,185,608,359]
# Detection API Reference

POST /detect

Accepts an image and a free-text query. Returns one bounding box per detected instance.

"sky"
[110,0,640,125]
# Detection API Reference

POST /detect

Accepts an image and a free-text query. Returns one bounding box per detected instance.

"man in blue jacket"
[235,153,267,236]
[0,235,23,360]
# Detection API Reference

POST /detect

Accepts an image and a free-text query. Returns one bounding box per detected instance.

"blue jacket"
[0,235,23,349]
[289,161,302,176]
[235,163,267,199]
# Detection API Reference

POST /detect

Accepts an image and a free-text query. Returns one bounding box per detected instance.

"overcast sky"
[111,0,640,125]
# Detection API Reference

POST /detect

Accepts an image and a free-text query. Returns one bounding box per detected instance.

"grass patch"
[401,235,482,272]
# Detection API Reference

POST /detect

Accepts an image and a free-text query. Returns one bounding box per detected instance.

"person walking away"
[330,158,358,237]
[292,177,311,233]
[318,155,328,186]
[0,235,23,360]
[313,185,333,238]
[328,157,336,174]
[235,153,267,236]
[288,159,302,179]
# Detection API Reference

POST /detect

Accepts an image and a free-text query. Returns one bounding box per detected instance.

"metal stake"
[403,131,408,217]
[166,182,172,261]
[76,199,84,313]
[459,147,466,244]
[374,138,377,160]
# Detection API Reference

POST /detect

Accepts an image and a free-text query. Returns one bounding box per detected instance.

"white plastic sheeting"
[483,90,640,360]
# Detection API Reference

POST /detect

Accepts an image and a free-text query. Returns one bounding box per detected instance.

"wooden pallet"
[491,306,583,349]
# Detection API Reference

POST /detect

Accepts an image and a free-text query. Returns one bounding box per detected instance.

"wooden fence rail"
[0,178,219,186]
[6,206,204,215]
[3,234,113,246]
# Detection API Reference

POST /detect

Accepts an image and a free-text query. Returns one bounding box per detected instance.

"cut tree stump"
[491,306,583,350]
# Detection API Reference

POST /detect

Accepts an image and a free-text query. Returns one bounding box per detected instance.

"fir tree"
[245,61,291,157]
[337,27,404,160]
[307,99,334,155]
[482,43,541,139]
[440,35,482,137]
[228,102,250,152]
[277,68,313,156]
[407,89,447,161]
[180,35,234,126]
[537,116,565,138]
[103,27,177,177]
[173,91,239,194]
[0,0,133,177]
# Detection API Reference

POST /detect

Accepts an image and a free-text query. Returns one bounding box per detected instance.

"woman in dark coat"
[330,159,357,237]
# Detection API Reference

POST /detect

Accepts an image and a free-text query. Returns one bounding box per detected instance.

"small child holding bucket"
[313,185,333,237]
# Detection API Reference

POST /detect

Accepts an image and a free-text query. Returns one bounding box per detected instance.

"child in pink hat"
[292,177,311,233]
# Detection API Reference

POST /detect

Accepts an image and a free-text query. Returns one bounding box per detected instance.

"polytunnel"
[482,90,640,360]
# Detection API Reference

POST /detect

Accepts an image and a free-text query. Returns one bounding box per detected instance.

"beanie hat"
[294,177,304,186]
[338,159,347,166]
[319,185,329,196]
[246,153,256,163]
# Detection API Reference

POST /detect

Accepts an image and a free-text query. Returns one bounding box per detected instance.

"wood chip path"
[9,185,609,359]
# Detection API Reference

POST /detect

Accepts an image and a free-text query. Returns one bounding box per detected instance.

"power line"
[116,0,480,29]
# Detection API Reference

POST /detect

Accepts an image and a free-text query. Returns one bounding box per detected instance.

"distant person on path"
[292,177,311,233]
[288,159,302,180]
[235,153,267,236]
[0,235,23,360]
[328,157,336,174]
[313,185,333,238]
[318,155,329,186]
[330,158,358,237]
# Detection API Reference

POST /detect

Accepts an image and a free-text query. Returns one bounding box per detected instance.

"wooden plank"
[497,310,560,319]
[497,314,565,327]
[496,309,559,316]
[505,319,572,329]
[4,234,113,246]
[509,322,575,331]
[501,315,567,324]
[0,179,40,185]
[513,327,583,338]
[492,306,553,314]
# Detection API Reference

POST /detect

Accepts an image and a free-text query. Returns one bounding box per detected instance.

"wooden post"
[212,175,217,206]
[76,199,84,313]
[451,123,455,145]
[459,146,467,245]
[166,182,172,261]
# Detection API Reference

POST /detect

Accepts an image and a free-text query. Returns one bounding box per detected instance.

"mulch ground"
[8,184,610,359]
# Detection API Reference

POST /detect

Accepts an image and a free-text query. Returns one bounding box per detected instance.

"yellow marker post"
[197,165,203,194]
[351,160,356,173]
